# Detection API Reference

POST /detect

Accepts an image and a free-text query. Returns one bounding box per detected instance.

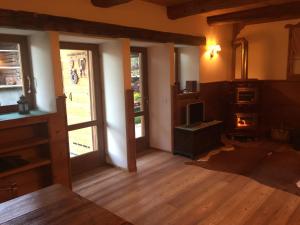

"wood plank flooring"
[73,143,300,225]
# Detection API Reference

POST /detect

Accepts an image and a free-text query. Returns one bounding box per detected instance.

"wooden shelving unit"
[0,137,49,155]
[0,112,52,201]
[0,159,51,179]
[0,103,71,203]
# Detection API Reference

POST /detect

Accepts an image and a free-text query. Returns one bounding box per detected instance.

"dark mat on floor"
[185,141,300,196]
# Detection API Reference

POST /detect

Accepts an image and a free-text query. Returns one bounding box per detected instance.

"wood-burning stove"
[227,81,260,139]
[236,87,258,104]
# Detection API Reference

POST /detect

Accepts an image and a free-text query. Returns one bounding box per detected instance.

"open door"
[60,42,105,176]
[130,47,149,152]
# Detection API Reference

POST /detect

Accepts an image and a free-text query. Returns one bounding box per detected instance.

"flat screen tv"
[186,102,205,127]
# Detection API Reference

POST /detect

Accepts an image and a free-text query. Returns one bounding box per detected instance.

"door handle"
[27,76,32,94]
[144,97,149,105]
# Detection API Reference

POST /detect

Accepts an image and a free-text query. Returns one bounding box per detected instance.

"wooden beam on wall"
[91,0,132,8]
[207,1,300,26]
[0,8,205,46]
[167,0,299,20]
[125,89,137,172]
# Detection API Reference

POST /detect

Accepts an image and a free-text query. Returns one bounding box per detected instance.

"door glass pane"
[131,53,144,113]
[135,116,145,138]
[60,49,95,125]
[0,42,24,106]
[68,126,97,158]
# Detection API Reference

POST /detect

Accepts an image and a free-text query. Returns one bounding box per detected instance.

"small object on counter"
[186,80,198,92]
[17,95,30,115]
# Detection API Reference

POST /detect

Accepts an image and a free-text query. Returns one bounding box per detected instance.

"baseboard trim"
[149,147,172,153]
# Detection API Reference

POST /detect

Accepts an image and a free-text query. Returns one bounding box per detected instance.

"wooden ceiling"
[91,0,300,26]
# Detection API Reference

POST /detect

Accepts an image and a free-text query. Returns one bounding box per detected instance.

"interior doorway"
[131,47,149,152]
[60,42,105,176]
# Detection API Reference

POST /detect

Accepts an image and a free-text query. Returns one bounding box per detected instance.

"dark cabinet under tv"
[173,120,223,159]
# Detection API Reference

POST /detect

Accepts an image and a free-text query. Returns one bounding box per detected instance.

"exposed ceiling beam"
[167,0,300,20]
[207,1,300,26]
[91,0,132,8]
[0,8,206,46]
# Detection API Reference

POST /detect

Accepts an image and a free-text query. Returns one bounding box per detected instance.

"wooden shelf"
[0,85,22,89]
[0,137,50,155]
[0,66,20,69]
[0,50,19,52]
[0,110,50,125]
[0,159,51,179]
[177,91,201,96]
[0,66,21,70]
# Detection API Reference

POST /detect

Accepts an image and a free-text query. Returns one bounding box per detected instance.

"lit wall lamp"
[209,44,221,59]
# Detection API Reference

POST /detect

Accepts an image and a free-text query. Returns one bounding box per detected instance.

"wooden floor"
[73,143,300,225]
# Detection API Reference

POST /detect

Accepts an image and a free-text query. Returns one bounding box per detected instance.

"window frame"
[286,23,300,81]
[0,34,35,114]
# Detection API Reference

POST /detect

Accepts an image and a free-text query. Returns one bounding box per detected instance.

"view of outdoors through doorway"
[60,48,98,158]
[131,48,149,151]
[131,52,145,138]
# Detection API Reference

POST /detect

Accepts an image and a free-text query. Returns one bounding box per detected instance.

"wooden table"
[0,184,133,225]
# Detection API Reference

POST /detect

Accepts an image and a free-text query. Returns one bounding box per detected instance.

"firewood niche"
[0,97,71,203]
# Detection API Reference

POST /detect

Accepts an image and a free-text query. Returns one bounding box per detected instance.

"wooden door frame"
[60,42,106,176]
[131,47,149,152]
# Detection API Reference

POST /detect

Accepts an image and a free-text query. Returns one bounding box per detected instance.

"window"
[0,34,34,113]
[287,23,300,80]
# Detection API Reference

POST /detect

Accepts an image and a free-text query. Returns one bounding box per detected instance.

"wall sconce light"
[209,44,221,59]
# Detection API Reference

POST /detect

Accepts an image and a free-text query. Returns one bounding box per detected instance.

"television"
[186,102,205,127]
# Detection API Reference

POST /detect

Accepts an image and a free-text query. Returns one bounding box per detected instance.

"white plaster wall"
[199,25,233,83]
[0,0,233,83]
[101,39,131,169]
[238,19,300,80]
[148,44,174,152]
[178,46,200,90]
[29,32,57,112]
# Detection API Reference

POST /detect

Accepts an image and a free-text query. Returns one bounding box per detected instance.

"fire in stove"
[236,113,257,129]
